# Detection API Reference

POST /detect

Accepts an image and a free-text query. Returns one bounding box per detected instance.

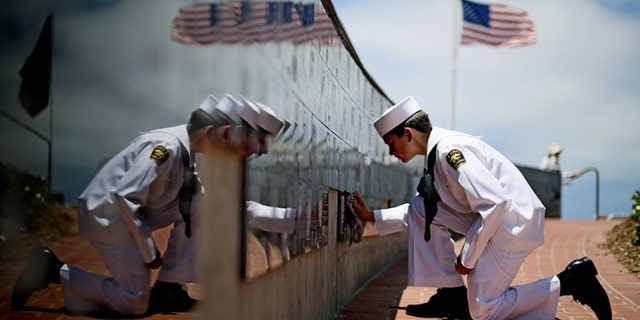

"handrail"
[572,167,600,220]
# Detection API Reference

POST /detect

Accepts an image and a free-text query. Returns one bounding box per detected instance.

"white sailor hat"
[278,120,292,139]
[373,96,422,137]
[237,96,262,131]
[254,102,285,136]
[548,143,563,155]
[214,94,243,124]
[197,94,219,117]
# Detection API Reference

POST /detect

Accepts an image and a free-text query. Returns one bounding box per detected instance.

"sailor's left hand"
[455,256,471,275]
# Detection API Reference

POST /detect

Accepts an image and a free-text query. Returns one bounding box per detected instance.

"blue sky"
[332,0,640,219]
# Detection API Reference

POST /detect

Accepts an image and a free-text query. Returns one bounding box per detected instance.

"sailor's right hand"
[350,192,375,222]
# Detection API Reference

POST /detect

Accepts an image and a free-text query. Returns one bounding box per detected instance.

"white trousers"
[60,205,201,314]
[407,197,466,287]
[408,196,561,319]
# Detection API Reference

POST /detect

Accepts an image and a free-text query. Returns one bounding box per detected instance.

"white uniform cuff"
[374,204,409,235]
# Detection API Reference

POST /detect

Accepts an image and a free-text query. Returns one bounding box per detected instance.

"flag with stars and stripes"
[171,1,339,46]
[461,0,536,48]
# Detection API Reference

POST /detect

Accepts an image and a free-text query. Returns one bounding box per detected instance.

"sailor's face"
[233,127,254,158]
[384,132,410,163]
[255,132,272,156]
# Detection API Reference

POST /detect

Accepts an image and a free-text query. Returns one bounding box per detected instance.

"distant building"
[517,165,562,218]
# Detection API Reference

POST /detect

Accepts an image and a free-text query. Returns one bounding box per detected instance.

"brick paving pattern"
[0,229,200,320]
[2,219,637,319]
[337,218,640,320]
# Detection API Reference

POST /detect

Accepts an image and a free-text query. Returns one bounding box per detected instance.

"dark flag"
[19,13,52,118]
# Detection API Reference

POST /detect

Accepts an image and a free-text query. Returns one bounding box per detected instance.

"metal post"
[577,167,600,220]
[449,0,460,130]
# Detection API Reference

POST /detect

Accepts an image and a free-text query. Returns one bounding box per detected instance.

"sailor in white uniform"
[350,96,612,320]
[12,94,285,315]
[239,96,297,234]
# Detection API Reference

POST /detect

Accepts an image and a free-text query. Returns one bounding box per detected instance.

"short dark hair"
[187,109,258,137]
[187,108,232,131]
[387,110,432,137]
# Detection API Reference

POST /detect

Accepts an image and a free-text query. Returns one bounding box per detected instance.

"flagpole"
[449,0,460,130]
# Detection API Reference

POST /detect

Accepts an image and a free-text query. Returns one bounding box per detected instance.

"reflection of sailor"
[237,97,295,233]
[238,96,285,156]
[246,201,296,234]
[12,94,284,315]
[239,96,295,234]
[349,96,611,319]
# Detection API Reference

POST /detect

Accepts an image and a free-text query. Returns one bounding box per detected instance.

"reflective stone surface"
[0,0,422,280]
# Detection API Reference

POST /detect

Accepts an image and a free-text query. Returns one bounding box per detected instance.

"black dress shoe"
[149,280,198,313]
[405,286,471,319]
[558,256,612,320]
[11,245,64,310]
[564,256,598,279]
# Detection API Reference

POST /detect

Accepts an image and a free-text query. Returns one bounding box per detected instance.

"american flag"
[171,1,339,45]
[461,0,536,48]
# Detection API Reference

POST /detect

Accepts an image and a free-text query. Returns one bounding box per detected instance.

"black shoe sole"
[575,276,612,320]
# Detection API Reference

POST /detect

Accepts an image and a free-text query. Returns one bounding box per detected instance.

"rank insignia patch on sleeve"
[446,149,466,170]
[150,145,169,165]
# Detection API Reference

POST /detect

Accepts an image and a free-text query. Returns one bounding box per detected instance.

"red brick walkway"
[0,228,200,320]
[2,219,637,319]
[337,218,640,320]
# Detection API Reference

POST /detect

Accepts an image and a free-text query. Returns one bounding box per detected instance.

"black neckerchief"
[417,143,440,242]
[178,144,195,238]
